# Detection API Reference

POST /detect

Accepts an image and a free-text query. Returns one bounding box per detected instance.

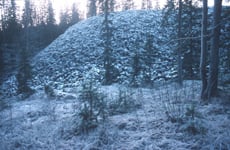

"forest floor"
[0,80,230,150]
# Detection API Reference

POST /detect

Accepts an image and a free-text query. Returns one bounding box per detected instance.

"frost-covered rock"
[0,75,18,98]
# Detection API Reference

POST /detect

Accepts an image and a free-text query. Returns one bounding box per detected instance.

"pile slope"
[32,10,176,90]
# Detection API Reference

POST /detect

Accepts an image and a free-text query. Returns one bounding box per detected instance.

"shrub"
[108,87,140,115]
[164,100,185,123]
[76,78,107,134]
[180,104,207,135]
[164,100,207,135]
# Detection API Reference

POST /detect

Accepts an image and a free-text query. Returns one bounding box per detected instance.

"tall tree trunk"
[177,0,183,86]
[200,0,208,99]
[204,0,222,99]
[188,0,193,78]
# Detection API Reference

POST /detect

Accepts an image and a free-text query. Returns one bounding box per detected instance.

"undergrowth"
[160,82,207,135]
[108,86,141,115]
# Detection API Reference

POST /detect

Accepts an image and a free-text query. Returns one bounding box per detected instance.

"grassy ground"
[0,80,229,150]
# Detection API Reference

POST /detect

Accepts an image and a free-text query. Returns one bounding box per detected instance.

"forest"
[0,0,230,149]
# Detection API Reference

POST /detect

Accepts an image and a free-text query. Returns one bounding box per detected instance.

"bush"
[180,104,207,135]
[164,100,185,123]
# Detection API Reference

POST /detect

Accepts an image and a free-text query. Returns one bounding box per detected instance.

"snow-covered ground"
[1,80,229,150]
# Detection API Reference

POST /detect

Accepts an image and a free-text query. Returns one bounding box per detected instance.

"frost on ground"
[0,80,230,150]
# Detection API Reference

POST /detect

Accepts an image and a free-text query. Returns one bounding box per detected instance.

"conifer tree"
[141,0,152,9]
[100,0,116,85]
[17,0,34,99]
[177,0,183,86]
[70,3,80,25]
[46,0,56,26]
[5,0,21,42]
[0,0,5,82]
[44,0,57,44]
[22,0,33,28]
[87,0,97,18]
[59,9,71,32]
[122,0,134,10]
[142,34,158,86]
[131,52,141,87]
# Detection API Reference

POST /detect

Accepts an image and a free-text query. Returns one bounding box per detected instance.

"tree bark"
[204,0,222,99]
[200,0,208,100]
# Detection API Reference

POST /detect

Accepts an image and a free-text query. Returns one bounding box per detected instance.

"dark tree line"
[0,0,81,97]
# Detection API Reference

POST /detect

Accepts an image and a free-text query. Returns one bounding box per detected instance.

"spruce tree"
[59,9,71,32]
[141,0,152,9]
[16,49,34,99]
[177,0,183,86]
[22,0,33,28]
[17,0,34,98]
[44,0,57,44]
[142,34,157,86]
[122,0,134,10]
[87,0,97,18]
[100,0,116,85]
[131,52,141,87]
[70,3,80,25]
[5,0,21,43]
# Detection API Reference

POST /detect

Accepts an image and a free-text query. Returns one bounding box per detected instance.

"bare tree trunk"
[177,0,183,86]
[200,0,208,100]
[204,0,222,99]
